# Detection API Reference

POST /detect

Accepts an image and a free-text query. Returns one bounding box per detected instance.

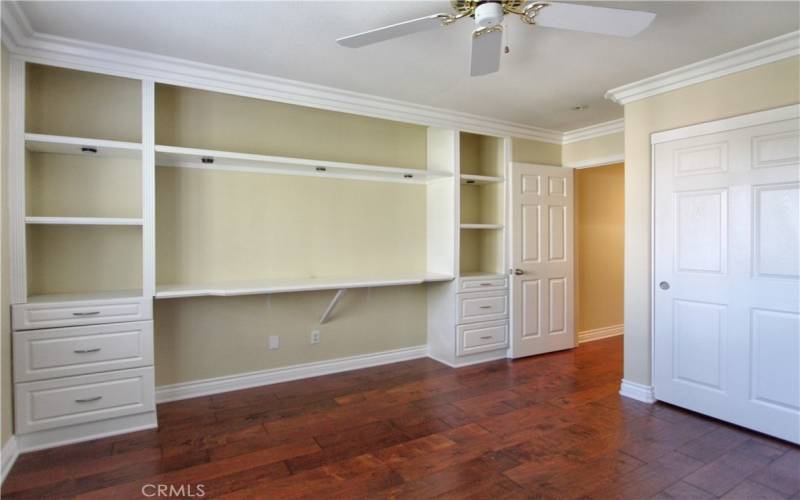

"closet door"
[653,106,799,444]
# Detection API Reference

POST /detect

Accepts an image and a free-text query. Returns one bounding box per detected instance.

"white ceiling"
[14,1,800,131]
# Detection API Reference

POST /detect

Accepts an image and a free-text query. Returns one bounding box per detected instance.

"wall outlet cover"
[311,330,321,344]
[268,335,280,350]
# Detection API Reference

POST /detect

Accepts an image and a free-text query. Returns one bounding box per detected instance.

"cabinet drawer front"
[458,321,508,356]
[457,291,508,324]
[13,297,152,330]
[14,322,153,382]
[15,367,155,434]
[459,277,508,293]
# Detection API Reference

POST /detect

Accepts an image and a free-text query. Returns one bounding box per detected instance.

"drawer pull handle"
[479,283,492,286]
[479,305,493,309]
[75,396,102,403]
[74,348,101,354]
[73,311,101,317]
[480,336,493,340]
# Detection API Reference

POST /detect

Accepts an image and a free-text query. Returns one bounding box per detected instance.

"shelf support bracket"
[320,289,347,325]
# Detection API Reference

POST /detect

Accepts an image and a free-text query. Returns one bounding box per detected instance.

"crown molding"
[606,30,800,105]
[1,1,567,144]
[562,118,624,144]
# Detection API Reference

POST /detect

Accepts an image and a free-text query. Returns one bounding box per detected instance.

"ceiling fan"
[337,1,656,76]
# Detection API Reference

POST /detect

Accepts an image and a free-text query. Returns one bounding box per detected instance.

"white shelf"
[25,133,142,158]
[156,273,454,299]
[26,290,144,304]
[460,174,504,185]
[25,217,144,226]
[459,271,507,279]
[460,224,504,230]
[155,145,452,184]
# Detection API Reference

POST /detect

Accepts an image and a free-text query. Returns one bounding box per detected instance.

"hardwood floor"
[3,336,798,499]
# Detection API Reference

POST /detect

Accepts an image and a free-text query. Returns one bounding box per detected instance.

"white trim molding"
[0,1,563,144]
[619,379,656,404]
[651,103,800,144]
[1,436,19,485]
[562,119,624,144]
[578,324,623,344]
[564,154,625,169]
[156,345,428,403]
[606,31,800,105]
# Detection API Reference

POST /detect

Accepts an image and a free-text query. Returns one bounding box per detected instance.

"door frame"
[649,103,800,395]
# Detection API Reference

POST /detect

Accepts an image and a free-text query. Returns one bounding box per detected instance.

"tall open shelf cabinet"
[7,59,511,450]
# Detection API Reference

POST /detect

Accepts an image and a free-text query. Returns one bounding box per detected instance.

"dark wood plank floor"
[3,336,798,499]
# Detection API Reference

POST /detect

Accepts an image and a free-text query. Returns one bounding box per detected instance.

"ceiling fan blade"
[337,14,448,48]
[535,2,656,37]
[470,26,503,77]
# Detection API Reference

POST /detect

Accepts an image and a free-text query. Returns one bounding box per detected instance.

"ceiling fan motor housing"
[474,2,505,27]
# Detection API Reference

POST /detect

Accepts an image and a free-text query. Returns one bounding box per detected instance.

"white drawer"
[457,290,508,324]
[15,367,155,434]
[459,276,508,293]
[13,321,153,382]
[457,320,508,356]
[13,296,152,330]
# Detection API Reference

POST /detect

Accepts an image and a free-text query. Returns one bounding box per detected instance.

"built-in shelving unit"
[460,223,504,230]
[25,217,144,226]
[460,174,503,185]
[458,132,507,276]
[25,133,142,158]
[155,145,451,184]
[156,273,453,299]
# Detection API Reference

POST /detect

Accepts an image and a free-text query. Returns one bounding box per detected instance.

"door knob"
[514,269,525,276]
[659,281,670,290]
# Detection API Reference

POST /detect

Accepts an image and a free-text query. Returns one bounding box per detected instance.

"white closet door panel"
[654,109,800,444]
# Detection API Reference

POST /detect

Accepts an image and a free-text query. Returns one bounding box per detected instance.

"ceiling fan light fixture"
[474,2,505,28]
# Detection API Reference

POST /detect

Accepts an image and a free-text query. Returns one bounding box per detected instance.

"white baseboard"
[156,345,428,403]
[619,379,656,404]
[1,435,19,485]
[427,350,507,368]
[578,324,623,344]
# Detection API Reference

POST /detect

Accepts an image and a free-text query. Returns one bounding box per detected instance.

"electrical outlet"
[268,335,280,350]
[310,330,321,345]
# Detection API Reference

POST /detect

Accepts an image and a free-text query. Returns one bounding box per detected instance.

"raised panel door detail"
[674,189,727,274]
[674,142,728,176]
[752,130,800,169]
[754,183,799,280]
[521,279,540,339]
[521,204,541,264]
[750,308,800,411]
[548,206,566,262]
[548,278,566,335]
[522,175,540,195]
[673,300,726,390]
[548,176,567,197]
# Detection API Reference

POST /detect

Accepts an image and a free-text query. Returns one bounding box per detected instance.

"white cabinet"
[458,320,508,356]
[457,290,509,324]
[12,295,152,331]
[13,321,154,382]
[15,367,155,434]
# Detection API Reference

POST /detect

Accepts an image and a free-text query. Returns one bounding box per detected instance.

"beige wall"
[155,286,426,386]
[1,43,12,448]
[623,56,800,385]
[510,137,562,166]
[575,163,624,333]
[563,132,624,167]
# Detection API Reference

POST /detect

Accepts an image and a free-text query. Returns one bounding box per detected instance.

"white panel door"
[654,106,800,444]
[510,163,574,358]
